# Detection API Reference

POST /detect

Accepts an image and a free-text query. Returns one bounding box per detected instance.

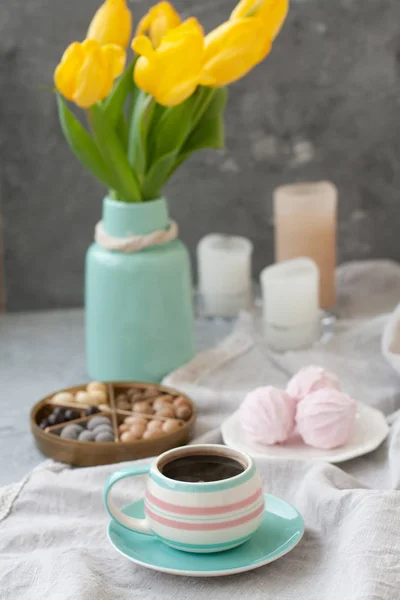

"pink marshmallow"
[286,365,341,403]
[295,388,357,449]
[239,386,296,445]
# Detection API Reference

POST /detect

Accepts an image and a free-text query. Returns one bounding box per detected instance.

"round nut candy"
[52,392,75,404]
[87,381,107,394]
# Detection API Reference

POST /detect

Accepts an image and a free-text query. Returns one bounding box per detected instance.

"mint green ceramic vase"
[85,197,195,382]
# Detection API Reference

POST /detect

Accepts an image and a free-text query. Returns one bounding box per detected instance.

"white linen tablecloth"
[1,260,400,599]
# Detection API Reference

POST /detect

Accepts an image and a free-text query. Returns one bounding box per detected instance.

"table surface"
[0,309,232,487]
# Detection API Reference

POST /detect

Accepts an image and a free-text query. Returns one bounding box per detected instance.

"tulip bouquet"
[55,0,288,202]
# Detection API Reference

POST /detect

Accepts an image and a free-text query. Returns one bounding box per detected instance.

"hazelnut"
[118,424,130,433]
[175,405,192,420]
[129,422,147,438]
[173,396,190,408]
[162,419,182,434]
[143,429,163,440]
[153,397,168,411]
[146,419,163,432]
[133,401,153,415]
[120,431,139,443]
[156,406,175,419]
[142,386,160,400]
[124,416,148,428]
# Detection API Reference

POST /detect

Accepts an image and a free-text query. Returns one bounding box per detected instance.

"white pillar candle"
[260,258,320,351]
[197,234,253,317]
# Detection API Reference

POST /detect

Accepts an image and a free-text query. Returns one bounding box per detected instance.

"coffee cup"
[104,444,264,553]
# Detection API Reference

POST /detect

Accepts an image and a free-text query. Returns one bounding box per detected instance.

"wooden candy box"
[30,382,196,467]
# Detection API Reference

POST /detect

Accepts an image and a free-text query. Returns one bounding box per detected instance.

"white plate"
[221,402,389,463]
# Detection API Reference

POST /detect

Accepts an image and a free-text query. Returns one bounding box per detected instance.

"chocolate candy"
[84,406,100,416]
[95,431,114,442]
[87,416,112,430]
[78,430,95,442]
[92,424,114,436]
[60,424,84,440]
[65,408,80,421]
[39,417,49,429]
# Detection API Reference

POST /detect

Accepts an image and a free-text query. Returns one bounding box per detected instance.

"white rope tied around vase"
[94,219,179,253]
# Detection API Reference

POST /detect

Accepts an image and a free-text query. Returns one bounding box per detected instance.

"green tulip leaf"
[142,151,177,200]
[103,61,137,129]
[56,93,115,189]
[169,87,228,175]
[128,90,155,184]
[89,104,142,202]
[149,95,197,165]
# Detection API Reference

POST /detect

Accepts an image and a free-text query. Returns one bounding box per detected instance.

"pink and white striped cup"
[104,444,265,553]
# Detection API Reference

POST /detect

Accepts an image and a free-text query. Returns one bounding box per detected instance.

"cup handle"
[104,464,153,535]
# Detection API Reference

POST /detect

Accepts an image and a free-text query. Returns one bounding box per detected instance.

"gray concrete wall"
[1,0,400,311]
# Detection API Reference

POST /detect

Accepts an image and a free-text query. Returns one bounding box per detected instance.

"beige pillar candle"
[274,182,338,309]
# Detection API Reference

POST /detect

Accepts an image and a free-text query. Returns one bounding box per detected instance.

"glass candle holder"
[260,258,320,352]
[197,234,253,318]
[274,182,338,310]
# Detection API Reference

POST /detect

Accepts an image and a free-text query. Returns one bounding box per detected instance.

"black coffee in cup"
[161,453,245,483]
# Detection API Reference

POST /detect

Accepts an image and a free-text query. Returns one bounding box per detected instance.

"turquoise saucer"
[107,494,304,577]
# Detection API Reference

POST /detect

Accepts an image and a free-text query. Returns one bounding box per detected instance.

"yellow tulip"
[132,18,207,106]
[54,40,126,108]
[87,0,132,49]
[136,1,181,48]
[202,18,271,87]
[230,0,289,40]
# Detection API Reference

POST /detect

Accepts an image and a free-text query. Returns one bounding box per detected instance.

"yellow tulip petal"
[230,0,257,19]
[136,2,181,47]
[203,18,270,87]
[134,17,205,106]
[101,44,126,78]
[134,56,157,97]
[230,0,288,40]
[73,50,108,108]
[132,35,154,58]
[54,42,84,101]
[87,0,132,49]
[260,0,289,40]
